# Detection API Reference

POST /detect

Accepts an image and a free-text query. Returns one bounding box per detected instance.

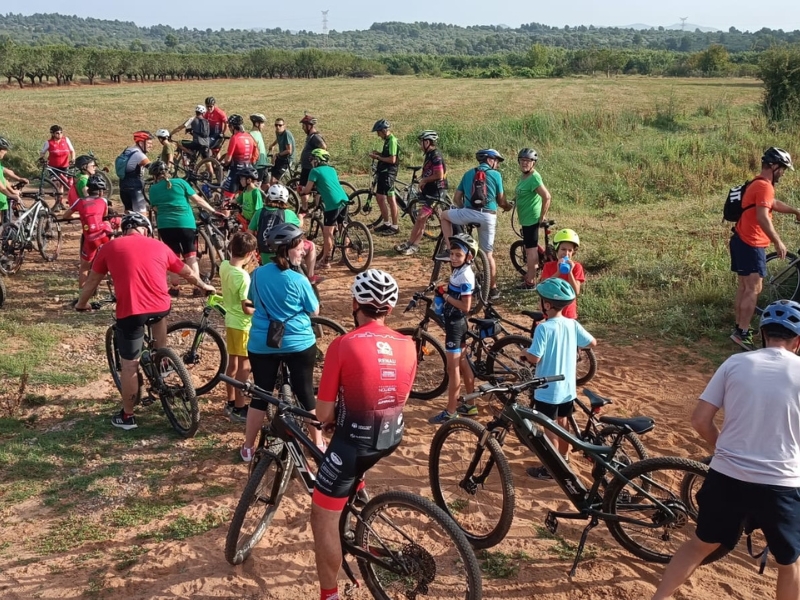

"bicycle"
[757,246,800,313]
[171,140,224,190]
[306,201,374,273]
[219,373,482,599]
[509,218,557,277]
[30,155,115,209]
[285,172,357,215]
[0,190,62,275]
[428,377,732,575]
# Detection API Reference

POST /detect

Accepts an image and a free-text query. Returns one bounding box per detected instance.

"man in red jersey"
[204,96,228,154]
[40,124,75,209]
[310,269,416,600]
[221,114,258,200]
[75,213,215,430]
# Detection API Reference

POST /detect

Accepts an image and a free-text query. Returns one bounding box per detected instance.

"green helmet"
[311,148,330,163]
[448,233,478,258]
[536,278,575,302]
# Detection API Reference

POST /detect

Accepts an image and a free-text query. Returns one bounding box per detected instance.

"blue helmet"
[760,300,800,336]
[536,278,576,302]
[476,149,504,163]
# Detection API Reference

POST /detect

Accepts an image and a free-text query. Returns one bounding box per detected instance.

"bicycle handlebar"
[218,373,321,426]
[404,285,437,313]
[460,375,565,403]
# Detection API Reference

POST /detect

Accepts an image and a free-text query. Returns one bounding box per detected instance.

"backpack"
[114,147,137,180]
[469,167,488,208]
[722,176,766,223]
[256,208,286,254]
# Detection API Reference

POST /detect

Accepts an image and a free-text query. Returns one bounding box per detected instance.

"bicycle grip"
[461,391,483,403]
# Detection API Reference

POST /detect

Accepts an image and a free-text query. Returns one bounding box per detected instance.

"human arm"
[74,270,105,310]
[536,183,552,220]
[773,199,800,220]
[443,290,471,313]
[756,206,787,259]
[452,189,464,208]
[315,335,342,430]
[66,138,75,163]
[299,278,320,317]
[301,171,317,196]
[520,326,546,364]
[188,192,216,214]
[175,263,215,293]
[2,167,28,186]
[418,167,444,188]
[691,399,720,447]
[241,299,255,316]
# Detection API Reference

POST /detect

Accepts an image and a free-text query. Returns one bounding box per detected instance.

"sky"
[3,0,800,34]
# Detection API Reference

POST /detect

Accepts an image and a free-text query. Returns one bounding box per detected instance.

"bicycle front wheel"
[166,320,228,396]
[341,220,374,273]
[429,417,515,549]
[576,347,598,386]
[396,327,447,400]
[355,490,482,600]
[196,228,218,282]
[602,456,735,565]
[0,224,25,276]
[596,426,649,467]
[483,334,534,385]
[195,157,224,187]
[36,212,62,262]
[758,252,800,313]
[471,248,490,313]
[154,347,199,438]
[510,204,521,238]
[509,239,528,276]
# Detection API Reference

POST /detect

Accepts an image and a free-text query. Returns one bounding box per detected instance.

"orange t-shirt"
[735,178,774,248]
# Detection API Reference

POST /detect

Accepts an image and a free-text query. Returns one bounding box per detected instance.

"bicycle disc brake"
[396,542,436,599]
[652,499,690,540]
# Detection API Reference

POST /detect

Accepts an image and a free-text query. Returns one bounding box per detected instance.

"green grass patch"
[199,484,229,498]
[112,545,149,570]
[534,525,598,561]
[31,515,112,555]
[105,494,188,528]
[479,549,531,579]
[142,511,228,542]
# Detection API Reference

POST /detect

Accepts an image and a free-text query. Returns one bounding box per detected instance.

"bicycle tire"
[339,180,357,199]
[429,417,515,549]
[349,189,380,227]
[36,212,62,262]
[166,320,228,396]
[104,325,143,404]
[678,455,711,517]
[154,347,200,438]
[471,248,490,311]
[576,347,598,386]
[597,426,649,466]
[602,456,736,565]
[341,220,374,273]
[483,334,534,385]
[311,316,347,394]
[509,239,528,276]
[196,227,218,282]
[28,177,60,204]
[194,157,224,187]
[758,252,800,313]
[355,490,482,600]
[224,450,286,565]
[346,190,361,217]
[408,198,442,241]
[0,275,5,308]
[395,327,448,400]
[96,171,115,201]
[0,224,25,276]
[510,204,521,238]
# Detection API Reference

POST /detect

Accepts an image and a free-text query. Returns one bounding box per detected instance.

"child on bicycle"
[220,231,258,423]
[0,136,29,224]
[232,166,264,227]
[520,278,596,480]
[539,228,585,319]
[429,233,478,424]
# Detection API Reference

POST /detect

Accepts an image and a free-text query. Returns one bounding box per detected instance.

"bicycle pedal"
[140,395,157,407]
[545,511,559,535]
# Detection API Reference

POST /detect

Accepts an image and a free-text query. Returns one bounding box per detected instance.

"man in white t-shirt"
[652,299,800,600]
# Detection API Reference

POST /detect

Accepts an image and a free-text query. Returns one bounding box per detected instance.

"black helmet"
[517,148,538,161]
[120,213,153,235]
[250,113,266,123]
[762,147,794,171]
[228,114,244,128]
[265,223,303,248]
[148,160,169,178]
[86,175,107,192]
[74,154,95,171]
[0,137,10,150]
[238,166,259,180]
[50,124,63,134]
[372,119,390,132]
[205,96,216,106]
[476,149,504,163]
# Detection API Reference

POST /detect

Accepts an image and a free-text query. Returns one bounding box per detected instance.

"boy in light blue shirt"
[521,278,596,480]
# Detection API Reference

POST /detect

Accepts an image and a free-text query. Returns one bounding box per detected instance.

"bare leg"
[445,351,461,414]
[486,250,497,290]
[776,561,800,600]
[234,356,251,409]
[225,354,240,403]
[525,247,539,284]
[310,504,342,593]
[651,533,719,600]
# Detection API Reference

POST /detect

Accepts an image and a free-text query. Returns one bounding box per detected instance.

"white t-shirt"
[702,347,800,486]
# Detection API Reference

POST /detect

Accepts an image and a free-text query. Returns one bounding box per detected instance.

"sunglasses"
[274,124,284,127]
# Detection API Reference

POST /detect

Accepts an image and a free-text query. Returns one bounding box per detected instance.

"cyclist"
[40,124,75,209]
[0,137,29,224]
[146,160,219,297]
[232,166,264,226]
[439,149,512,302]
[268,117,295,184]
[369,119,400,236]
[74,213,214,430]
[70,154,97,201]
[155,129,176,168]
[204,96,228,154]
[300,149,348,270]
[248,113,269,182]
[118,131,153,214]
[395,130,447,256]
[310,269,417,600]
[220,114,257,201]
[652,300,800,600]
[170,105,210,160]
[514,148,552,288]
[298,115,327,213]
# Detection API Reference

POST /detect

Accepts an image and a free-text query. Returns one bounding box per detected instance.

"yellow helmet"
[553,228,580,248]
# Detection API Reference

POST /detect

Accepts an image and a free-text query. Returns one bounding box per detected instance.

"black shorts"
[376,171,397,196]
[119,186,147,213]
[533,399,574,419]
[444,316,469,353]
[271,158,290,180]
[696,469,800,565]
[115,309,171,361]
[180,140,210,159]
[323,205,346,227]
[729,233,767,277]
[521,224,541,250]
[299,167,312,187]
[223,163,252,195]
[256,166,268,182]
[248,344,317,412]
[159,227,197,257]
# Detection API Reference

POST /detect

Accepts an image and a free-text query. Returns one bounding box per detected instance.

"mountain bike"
[172,142,224,190]
[285,175,356,215]
[219,373,482,599]
[757,249,800,313]
[509,218,557,277]
[428,378,732,575]
[306,201,373,273]
[0,191,62,275]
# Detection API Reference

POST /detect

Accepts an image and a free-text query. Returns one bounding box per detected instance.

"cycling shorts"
[376,171,397,196]
[312,436,398,511]
[248,344,316,412]
[180,140,210,159]
[444,316,469,353]
[159,227,197,258]
[223,163,253,196]
[115,309,170,361]
[80,232,111,262]
[120,187,147,214]
[323,205,346,227]
[299,167,312,187]
[533,399,574,420]
[521,224,541,250]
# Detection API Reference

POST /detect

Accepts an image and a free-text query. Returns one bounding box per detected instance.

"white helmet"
[155,129,170,139]
[267,184,289,203]
[351,269,399,310]
[195,105,207,114]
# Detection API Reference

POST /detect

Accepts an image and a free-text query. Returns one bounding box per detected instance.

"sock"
[320,588,339,600]
[227,400,235,409]
[384,220,392,227]
[123,411,134,419]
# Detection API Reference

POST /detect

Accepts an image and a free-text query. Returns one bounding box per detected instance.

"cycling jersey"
[205,108,227,138]
[308,165,347,212]
[182,117,209,148]
[443,263,475,321]
[227,131,258,164]
[249,130,268,168]
[376,134,399,175]
[41,137,74,169]
[68,195,111,261]
[300,132,325,170]
[421,148,447,197]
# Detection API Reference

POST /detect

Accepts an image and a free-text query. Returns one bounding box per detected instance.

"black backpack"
[723,176,766,223]
[469,168,488,208]
[256,208,286,254]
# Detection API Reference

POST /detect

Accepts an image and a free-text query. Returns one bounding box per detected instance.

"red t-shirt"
[92,234,185,319]
[735,178,774,248]
[540,260,585,319]
[42,137,74,169]
[227,131,256,164]
[205,108,228,137]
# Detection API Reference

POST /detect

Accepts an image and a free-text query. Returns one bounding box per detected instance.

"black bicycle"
[428,378,731,574]
[220,374,483,600]
[306,201,373,273]
[509,219,557,277]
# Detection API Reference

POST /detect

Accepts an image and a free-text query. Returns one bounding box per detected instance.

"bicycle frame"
[11,197,48,242]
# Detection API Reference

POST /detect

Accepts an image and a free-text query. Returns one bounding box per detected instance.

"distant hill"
[623,23,721,33]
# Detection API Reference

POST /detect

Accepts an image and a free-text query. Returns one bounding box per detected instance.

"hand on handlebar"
[321,422,336,435]
[435,285,446,297]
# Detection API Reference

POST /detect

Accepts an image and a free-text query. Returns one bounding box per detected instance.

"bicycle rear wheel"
[196,228,218,282]
[395,327,447,400]
[341,220,373,273]
[0,224,25,276]
[576,347,598,386]
[154,347,200,438]
[166,321,228,396]
[36,212,62,262]
[483,334,534,385]
[96,171,115,201]
[408,198,442,241]
[758,252,800,313]
[195,158,224,187]
[509,239,527,276]
[429,418,515,549]
[310,317,346,394]
[355,490,482,600]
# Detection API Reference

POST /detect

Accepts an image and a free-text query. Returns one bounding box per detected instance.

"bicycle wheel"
[0,275,6,308]
[339,180,357,198]
[310,316,346,394]
[758,252,800,313]
[483,334,534,385]
[603,456,735,565]
[471,248,490,313]
[355,490,482,600]
[510,204,521,238]
[36,212,62,262]
[429,418,515,549]
[396,327,447,400]
[350,189,382,228]
[154,347,200,438]
[576,347,598,386]
[104,325,144,404]
[166,321,228,396]
[678,455,711,517]
[408,198,442,241]
[0,224,25,276]
[346,190,362,217]
[224,449,288,565]
[509,239,527,276]
[195,157,224,187]
[196,228,218,282]
[28,178,60,205]
[341,220,374,273]
[96,171,115,201]
[596,426,649,467]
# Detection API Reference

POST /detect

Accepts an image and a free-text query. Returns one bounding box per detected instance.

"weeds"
[479,549,531,579]
[534,526,598,561]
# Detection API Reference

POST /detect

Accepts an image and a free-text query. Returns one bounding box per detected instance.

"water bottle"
[433,294,445,316]
[140,349,151,366]
[201,183,211,198]
[558,257,571,275]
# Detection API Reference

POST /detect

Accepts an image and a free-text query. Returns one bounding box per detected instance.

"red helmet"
[133,130,154,143]
[300,115,317,126]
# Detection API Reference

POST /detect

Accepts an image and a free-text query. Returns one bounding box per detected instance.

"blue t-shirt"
[528,317,594,405]
[247,263,319,354]
[456,164,504,210]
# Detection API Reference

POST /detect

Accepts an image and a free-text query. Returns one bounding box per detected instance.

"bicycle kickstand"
[569,516,599,577]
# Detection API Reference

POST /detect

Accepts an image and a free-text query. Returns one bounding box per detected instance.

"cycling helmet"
[0,137,10,150]
[148,160,169,178]
[310,148,330,163]
[418,130,439,143]
[760,300,800,336]
[300,114,317,126]
[536,278,576,302]
[553,228,580,248]
[267,184,290,203]
[265,222,304,248]
[448,233,479,258]
[155,128,171,139]
[205,96,216,106]
[227,114,244,128]
[133,130,154,143]
[50,125,63,134]
[372,119,390,132]
[762,147,794,171]
[351,269,399,310]
[86,175,107,192]
[74,154,95,171]
[120,212,153,235]
[238,166,259,180]
[518,148,538,161]
[476,149,504,163]
[250,113,266,123]
[195,105,207,114]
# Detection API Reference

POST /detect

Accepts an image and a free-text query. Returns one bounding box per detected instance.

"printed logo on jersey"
[380,368,397,380]
[330,452,343,466]
[376,341,394,356]
[351,422,358,428]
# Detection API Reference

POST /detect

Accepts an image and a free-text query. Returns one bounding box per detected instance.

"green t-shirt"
[160,142,176,165]
[515,171,544,227]
[0,160,7,211]
[236,187,264,223]
[250,130,268,168]
[277,130,296,161]
[220,260,252,332]
[148,178,198,230]
[249,207,302,265]
[377,133,399,174]
[76,173,90,199]
[309,165,348,212]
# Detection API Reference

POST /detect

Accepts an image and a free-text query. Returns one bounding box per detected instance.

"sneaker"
[380,225,400,236]
[400,244,419,256]
[111,409,137,430]
[168,287,180,298]
[240,445,254,463]
[456,403,478,416]
[488,287,501,301]
[435,249,452,261]
[428,410,457,425]
[229,406,249,423]
[526,466,552,480]
[309,275,326,285]
[223,403,235,418]
[394,242,409,253]
[730,329,756,351]
[316,260,331,271]
[517,281,537,290]
[373,224,390,233]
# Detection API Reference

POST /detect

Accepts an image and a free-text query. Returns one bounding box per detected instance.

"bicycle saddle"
[583,389,612,409]
[406,165,423,171]
[521,310,545,322]
[598,416,655,435]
